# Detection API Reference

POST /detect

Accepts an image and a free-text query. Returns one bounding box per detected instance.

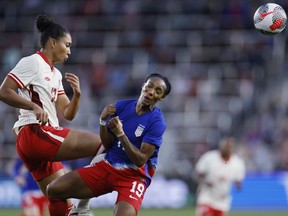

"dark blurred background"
[1,0,288,210]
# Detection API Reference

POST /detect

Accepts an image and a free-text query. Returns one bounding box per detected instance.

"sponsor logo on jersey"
[135,124,145,137]
[54,126,63,130]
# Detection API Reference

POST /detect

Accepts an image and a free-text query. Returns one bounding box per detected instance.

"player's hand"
[108,116,124,137]
[65,73,81,96]
[100,104,116,120]
[15,176,25,186]
[32,103,48,125]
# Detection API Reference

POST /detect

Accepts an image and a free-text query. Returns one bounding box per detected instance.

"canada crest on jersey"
[54,126,63,130]
[135,124,145,137]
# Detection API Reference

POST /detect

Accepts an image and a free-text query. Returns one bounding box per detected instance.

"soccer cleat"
[68,206,95,216]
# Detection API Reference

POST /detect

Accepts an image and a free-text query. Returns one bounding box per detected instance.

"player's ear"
[159,95,165,101]
[49,38,57,48]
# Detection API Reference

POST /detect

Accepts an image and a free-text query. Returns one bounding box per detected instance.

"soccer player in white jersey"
[0,15,104,216]
[195,136,246,216]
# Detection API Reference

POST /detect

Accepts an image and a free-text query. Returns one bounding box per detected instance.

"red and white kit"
[8,51,65,134]
[195,150,245,215]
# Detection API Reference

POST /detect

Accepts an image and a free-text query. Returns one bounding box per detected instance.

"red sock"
[48,199,69,216]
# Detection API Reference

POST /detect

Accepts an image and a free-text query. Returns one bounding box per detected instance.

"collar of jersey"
[37,51,54,71]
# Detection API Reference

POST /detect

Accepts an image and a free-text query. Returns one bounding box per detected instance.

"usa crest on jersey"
[135,124,145,137]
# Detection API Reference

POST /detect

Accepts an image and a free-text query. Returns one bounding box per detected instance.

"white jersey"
[8,52,65,134]
[195,150,245,211]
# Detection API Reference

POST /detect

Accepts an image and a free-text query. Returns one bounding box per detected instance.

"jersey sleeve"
[56,70,65,96]
[142,113,166,148]
[7,56,39,89]
[115,100,127,116]
[195,152,210,174]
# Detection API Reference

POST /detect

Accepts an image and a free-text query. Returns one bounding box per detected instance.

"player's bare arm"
[0,76,48,125]
[122,139,156,167]
[56,73,81,121]
[99,104,117,148]
[65,72,81,96]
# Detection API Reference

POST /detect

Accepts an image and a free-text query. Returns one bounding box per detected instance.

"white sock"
[77,199,90,209]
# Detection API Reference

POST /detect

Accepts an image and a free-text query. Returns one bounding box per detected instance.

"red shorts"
[16,124,70,181]
[22,191,48,216]
[196,204,226,216]
[77,160,148,213]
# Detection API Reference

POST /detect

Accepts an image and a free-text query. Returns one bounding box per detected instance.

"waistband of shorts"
[13,125,27,136]
[103,159,141,175]
[14,123,41,136]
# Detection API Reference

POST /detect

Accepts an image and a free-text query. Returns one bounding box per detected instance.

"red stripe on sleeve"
[57,90,65,96]
[7,73,25,89]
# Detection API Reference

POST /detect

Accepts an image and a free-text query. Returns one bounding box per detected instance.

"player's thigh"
[47,170,94,199]
[55,129,102,161]
[114,201,137,216]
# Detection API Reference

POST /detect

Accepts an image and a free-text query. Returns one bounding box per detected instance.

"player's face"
[53,33,72,63]
[139,77,166,106]
[220,138,234,156]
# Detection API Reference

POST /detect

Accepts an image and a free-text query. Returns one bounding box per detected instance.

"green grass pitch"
[0,208,288,216]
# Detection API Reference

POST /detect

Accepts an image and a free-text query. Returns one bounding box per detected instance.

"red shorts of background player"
[16,124,70,181]
[196,204,226,216]
[77,160,149,213]
[22,191,48,216]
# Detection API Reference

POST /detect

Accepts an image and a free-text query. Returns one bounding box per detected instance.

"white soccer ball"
[253,3,287,35]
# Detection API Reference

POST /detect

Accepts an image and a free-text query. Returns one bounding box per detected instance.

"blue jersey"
[13,158,39,192]
[105,99,166,183]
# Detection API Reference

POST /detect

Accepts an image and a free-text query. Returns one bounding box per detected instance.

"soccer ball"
[253,3,287,35]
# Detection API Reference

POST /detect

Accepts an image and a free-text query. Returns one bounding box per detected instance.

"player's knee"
[46,181,65,199]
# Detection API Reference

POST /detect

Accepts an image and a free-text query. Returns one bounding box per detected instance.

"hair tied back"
[35,14,53,33]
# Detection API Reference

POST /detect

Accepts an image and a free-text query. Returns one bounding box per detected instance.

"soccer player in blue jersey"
[47,73,171,216]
